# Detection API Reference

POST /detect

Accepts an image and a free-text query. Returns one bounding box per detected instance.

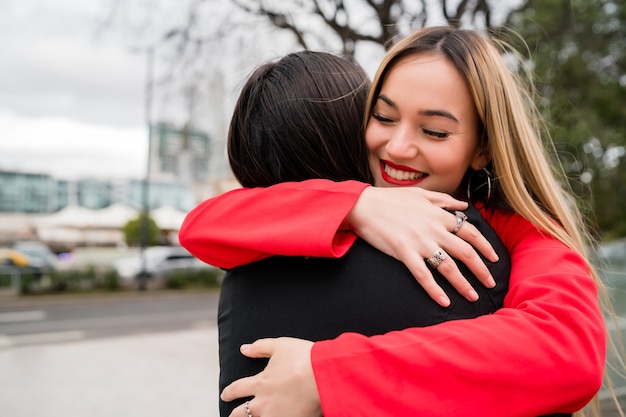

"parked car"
[0,248,44,281]
[0,248,31,268]
[13,241,58,273]
[112,246,215,282]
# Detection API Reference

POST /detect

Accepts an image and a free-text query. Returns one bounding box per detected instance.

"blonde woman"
[181,27,612,416]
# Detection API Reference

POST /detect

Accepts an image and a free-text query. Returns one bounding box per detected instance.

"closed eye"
[371,112,395,123]
[423,128,448,139]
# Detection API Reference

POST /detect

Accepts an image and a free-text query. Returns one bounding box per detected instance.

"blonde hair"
[365,26,623,417]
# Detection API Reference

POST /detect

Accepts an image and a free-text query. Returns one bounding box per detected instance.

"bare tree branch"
[231,0,310,49]
[94,0,124,38]
[475,0,491,28]
[502,0,532,28]
[98,0,534,130]
[443,0,470,27]
[363,0,401,45]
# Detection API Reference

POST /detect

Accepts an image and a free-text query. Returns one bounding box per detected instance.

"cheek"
[365,123,384,152]
[368,153,379,175]
[424,143,473,178]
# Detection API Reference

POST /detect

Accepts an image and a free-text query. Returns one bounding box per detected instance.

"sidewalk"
[0,323,220,417]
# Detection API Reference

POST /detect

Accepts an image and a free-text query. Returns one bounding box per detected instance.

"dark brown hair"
[228,51,374,187]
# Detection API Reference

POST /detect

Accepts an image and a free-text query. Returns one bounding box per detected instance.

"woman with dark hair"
[216,50,510,417]
[227,51,373,188]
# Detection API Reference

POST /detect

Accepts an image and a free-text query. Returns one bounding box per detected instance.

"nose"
[385,123,419,160]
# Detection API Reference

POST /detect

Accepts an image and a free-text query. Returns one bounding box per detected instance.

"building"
[0,171,196,215]
[0,170,57,213]
[0,170,199,248]
[0,113,241,248]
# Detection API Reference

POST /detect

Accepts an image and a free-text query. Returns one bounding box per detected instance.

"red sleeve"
[178,179,368,269]
[311,209,606,417]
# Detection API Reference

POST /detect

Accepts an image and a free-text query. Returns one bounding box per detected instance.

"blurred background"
[0,0,624,416]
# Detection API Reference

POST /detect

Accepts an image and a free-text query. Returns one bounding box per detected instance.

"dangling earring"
[467,167,492,204]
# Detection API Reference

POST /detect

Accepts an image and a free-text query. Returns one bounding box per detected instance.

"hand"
[346,187,498,307]
[222,338,321,417]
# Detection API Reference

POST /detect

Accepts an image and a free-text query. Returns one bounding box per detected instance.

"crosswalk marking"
[0,310,46,323]
[0,330,85,348]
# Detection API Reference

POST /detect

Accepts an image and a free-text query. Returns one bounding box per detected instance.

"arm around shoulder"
[179,179,369,268]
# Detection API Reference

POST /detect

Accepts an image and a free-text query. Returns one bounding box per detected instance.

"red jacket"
[179,179,605,416]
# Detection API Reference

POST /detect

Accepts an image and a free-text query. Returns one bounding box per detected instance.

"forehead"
[386,52,464,90]
[379,52,473,113]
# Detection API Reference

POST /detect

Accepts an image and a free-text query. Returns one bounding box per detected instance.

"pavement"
[0,293,221,417]
[1,291,623,417]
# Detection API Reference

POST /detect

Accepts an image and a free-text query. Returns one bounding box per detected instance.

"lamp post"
[133,30,178,291]
[137,45,154,292]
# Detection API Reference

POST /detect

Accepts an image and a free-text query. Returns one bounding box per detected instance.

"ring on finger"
[452,211,468,234]
[426,248,448,269]
[244,400,253,417]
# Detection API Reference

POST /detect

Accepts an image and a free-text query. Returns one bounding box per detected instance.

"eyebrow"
[377,94,459,123]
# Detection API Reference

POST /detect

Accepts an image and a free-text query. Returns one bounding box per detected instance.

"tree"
[123,213,161,247]
[101,0,626,239]
[228,0,526,57]
[506,0,626,240]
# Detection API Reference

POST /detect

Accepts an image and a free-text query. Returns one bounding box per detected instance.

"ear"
[470,149,490,171]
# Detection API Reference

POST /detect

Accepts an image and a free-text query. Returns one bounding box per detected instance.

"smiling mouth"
[382,162,427,181]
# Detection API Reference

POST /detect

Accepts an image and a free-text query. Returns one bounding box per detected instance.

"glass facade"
[55,180,70,211]
[77,180,114,210]
[0,171,195,214]
[154,123,211,181]
[0,171,54,213]
[127,180,195,212]
[0,124,212,215]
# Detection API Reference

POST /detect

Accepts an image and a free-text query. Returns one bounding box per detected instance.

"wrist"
[341,185,372,232]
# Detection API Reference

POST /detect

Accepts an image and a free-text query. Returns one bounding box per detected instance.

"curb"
[0,288,220,309]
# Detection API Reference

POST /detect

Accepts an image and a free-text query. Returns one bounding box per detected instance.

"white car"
[113,246,214,282]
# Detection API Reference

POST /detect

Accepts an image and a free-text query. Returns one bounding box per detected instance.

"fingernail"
[468,290,479,302]
[491,252,499,262]
[240,344,251,353]
[438,296,451,307]
[487,276,496,288]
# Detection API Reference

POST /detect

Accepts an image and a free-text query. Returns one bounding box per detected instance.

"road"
[0,290,623,416]
[0,290,221,417]
[0,290,220,346]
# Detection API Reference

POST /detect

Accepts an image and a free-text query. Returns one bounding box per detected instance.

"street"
[0,291,221,417]
[0,291,220,345]
[0,289,624,416]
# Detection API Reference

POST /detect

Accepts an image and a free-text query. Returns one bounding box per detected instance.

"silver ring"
[244,400,253,417]
[452,211,468,234]
[426,248,448,269]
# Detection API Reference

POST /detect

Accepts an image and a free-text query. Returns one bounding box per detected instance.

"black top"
[218,204,512,416]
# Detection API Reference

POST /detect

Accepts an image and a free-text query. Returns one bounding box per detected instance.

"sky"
[0,0,521,181]
[0,0,305,181]
[0,0,148,180]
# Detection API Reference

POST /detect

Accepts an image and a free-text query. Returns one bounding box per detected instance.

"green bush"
[7,265,223,295]
[49,269,86,292]
[0,272,12,287]
[101,270,121,291]
[0,269,41,294]
[20,271,41,294]
[164,268,224,290]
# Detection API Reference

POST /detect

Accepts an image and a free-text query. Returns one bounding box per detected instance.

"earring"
[467,167,492,203]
